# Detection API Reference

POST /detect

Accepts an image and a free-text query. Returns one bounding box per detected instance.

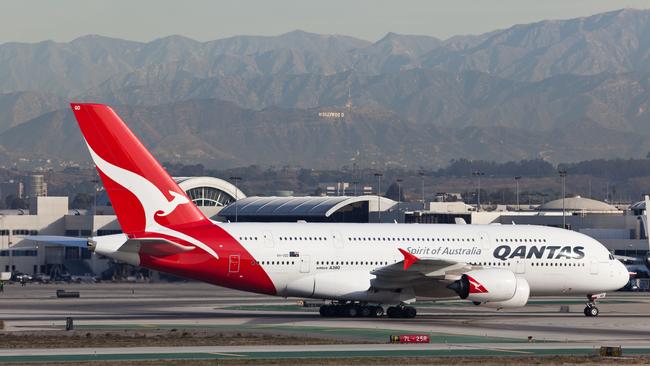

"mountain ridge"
[2,98,650,169]
[3,9,650,96]
[2,9,650,168]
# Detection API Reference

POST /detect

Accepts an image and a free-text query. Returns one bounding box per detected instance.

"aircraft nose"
[615,260,631,289]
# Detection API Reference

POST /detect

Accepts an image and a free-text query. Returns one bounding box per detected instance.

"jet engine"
[447,268,530,308]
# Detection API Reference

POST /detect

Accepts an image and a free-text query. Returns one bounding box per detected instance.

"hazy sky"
[1,0,649,44]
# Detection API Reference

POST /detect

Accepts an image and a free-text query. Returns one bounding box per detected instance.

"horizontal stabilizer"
[118,237,195,257]
[23,235,193,257]
[23,235,89,248]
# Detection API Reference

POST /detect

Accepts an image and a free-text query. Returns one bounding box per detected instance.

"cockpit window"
[609,254,615,260]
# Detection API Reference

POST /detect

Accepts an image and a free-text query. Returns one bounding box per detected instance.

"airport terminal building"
[0,176,396,278]
[0,176,245,277]
[407,196,650,266]
[1,174,648,280]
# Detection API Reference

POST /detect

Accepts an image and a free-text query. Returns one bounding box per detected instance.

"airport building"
[2,172,649,280]
[219,196,395,223]
[406,195,650,263]
[1,175,397,277]
[0,176,245,278]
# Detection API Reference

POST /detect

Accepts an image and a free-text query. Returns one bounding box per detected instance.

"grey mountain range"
[1,8,650,168]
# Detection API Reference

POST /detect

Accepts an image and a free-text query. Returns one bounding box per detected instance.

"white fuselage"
[219,222,629,303]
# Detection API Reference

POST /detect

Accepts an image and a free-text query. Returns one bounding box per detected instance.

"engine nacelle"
[479,276,530,309]
[448,268,529,307]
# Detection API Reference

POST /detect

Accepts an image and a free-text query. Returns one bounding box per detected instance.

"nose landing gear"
[584,303,599,317]
[583,293,605,317]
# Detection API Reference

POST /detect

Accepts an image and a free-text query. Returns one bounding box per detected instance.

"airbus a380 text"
[62,103,629,319]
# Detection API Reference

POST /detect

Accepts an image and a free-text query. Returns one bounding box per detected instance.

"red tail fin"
[70,103,209,235]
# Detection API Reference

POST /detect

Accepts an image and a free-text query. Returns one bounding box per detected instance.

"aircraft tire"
[345,305,359,317]
[320,305,334,317]
[372,306,384,317]
[404,306,417,318]
[386,306,396,318]
[360,306,372,317]
[387,306,402,318]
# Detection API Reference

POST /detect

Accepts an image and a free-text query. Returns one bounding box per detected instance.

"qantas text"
[493,245,585,261]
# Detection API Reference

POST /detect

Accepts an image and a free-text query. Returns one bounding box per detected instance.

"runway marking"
[484,348,533,354]
[450,343,533,354]
[209,352,245,357]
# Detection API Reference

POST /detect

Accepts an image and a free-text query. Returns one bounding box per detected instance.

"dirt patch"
[0,328,347,348]
[2,355,649,366]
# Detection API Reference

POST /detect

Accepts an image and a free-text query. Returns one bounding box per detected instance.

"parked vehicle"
[33,273,51,283]
[12,272,32,282]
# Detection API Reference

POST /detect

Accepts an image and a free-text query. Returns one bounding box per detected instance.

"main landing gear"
[583,293,602,317]
[319,303,384,318]
[319,302,417,318]
[386,305,417,319]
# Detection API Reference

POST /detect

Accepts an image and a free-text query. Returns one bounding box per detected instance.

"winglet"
[398,248,419,270]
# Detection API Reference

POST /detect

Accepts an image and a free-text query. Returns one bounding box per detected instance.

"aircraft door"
[590,260,598,275]
[228,255,240,273]
[514,259,525,274]
[300,255,311,273]
[330,232,344,249]
[478,232,491,251]
[263,232,273,248]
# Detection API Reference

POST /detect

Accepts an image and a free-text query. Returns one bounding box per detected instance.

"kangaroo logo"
[85,142,219,260]
[466,275,488,294]
[157,191,189,217]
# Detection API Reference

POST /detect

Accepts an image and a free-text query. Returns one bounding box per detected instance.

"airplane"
[57,103,629,318]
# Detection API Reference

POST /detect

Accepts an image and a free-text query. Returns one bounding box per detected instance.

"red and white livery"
[70,103,629,318]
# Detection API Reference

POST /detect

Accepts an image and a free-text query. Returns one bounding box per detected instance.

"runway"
[1,282,650,362]
[2,343,650,363]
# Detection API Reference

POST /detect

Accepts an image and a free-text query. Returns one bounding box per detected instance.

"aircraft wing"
[370,248,471,292]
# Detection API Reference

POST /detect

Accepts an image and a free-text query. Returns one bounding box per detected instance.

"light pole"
[419,171,425,210]
[558,170,567,229]
[396,178,403,221]
[352,181,359,196]
[374,173,383,223]
[472,171,484,211]
[229,176,241,222]
[514,176,521,211]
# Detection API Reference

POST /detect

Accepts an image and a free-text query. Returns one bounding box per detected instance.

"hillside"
[2,99,649,169]
[2,10,650,96]
[2,9,650,167]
